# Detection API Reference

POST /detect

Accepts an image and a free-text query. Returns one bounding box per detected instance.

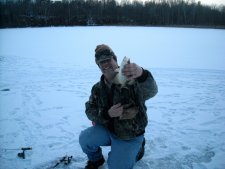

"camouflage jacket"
[85,69,158,140]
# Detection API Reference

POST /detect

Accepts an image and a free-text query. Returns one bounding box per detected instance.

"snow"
[0,26,225,169]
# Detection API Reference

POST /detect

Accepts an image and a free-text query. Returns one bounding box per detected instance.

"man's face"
[98,58,118,79]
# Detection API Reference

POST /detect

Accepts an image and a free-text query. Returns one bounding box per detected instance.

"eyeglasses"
[99,58,112,66]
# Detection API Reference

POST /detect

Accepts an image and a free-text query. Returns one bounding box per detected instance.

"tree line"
[0,0,225,28]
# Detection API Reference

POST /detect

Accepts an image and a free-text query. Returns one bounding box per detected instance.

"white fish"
[113,56,135,86]
[113,56,138,120]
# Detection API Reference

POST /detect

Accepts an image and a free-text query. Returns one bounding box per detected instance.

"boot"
[85,156,105,169]
[137,137,145,161]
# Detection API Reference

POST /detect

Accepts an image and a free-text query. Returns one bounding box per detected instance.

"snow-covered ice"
[0,27,225,169]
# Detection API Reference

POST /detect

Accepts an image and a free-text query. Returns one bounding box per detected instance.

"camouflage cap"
[95,44,117,64]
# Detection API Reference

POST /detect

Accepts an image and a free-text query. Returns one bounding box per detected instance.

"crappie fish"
[113,56,138,120]
[113,56,135,86]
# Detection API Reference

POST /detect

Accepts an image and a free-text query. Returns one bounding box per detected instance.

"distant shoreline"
[1,25,225,30]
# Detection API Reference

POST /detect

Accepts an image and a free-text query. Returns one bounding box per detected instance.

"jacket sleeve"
[85,84,109,124]
[136,69,158,100]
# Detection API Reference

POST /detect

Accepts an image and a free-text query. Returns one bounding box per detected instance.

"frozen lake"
[0,27,225,169]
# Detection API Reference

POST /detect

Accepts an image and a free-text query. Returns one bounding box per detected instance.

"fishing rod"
[47,155,73,169]
[1,147,74,167]
[1,147,32,159]
[53,155,73,167]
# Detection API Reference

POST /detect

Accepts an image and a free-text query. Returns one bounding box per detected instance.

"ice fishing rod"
[47,155,73,169]
[1,147,32,159]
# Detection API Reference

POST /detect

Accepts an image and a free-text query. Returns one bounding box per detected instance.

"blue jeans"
[79,124,144,169]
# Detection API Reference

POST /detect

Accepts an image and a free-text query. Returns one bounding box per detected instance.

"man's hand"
[123,63,143,80]
[108,103,123,118]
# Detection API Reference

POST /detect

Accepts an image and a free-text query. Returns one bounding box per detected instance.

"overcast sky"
[118,0,225,6]
[125,0,225,6]
[197,0,225,5]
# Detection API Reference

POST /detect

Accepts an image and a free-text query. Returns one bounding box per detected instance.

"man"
[79,44,158,169]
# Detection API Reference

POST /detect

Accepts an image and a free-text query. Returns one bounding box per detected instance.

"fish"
[113,56,138,120]
[113,56,135,86]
